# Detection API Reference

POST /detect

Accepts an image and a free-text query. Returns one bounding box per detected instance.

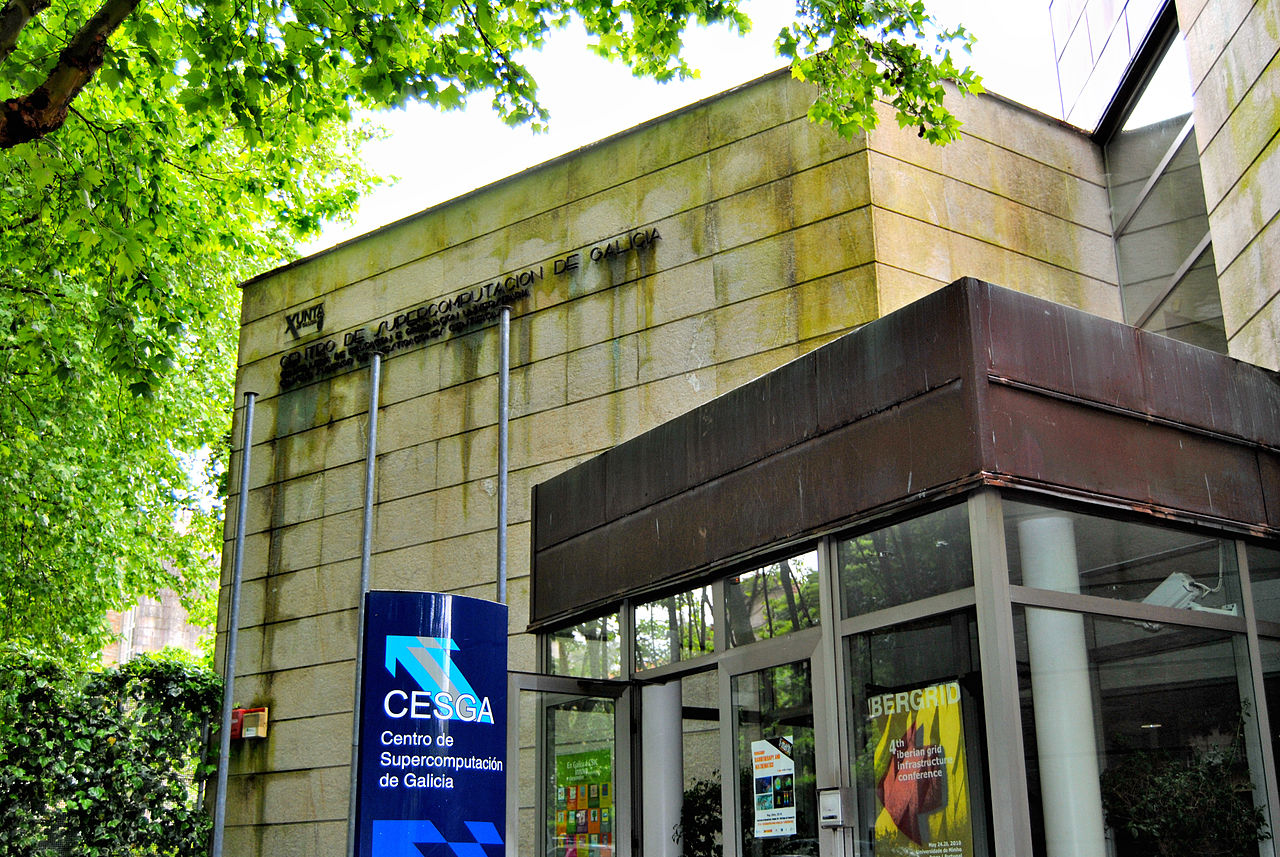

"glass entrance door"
[733,660,817,857]
[721,630,830,857]
[507,672,631,857]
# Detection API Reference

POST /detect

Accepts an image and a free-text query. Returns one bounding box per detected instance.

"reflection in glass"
[1110,129,1223,350]
[517,690,540,857]
[1105,32,1225,352]
[1108,115,1197,232]
[543,693,617,857]
[1248,545,1280,626]
[1108,34,1194,222]
[1005,500,1242,617]
[1259,637,1280,811]
[1136,245,1226,351]
[549,614,622,679]
[663,672,723,857]
[635,586,714,671]
[726,550,820,646]
[846,611,987,855]
[640,671,722,856]
[838,503,973,618]
[733,662,816,857]
[1014,608,1270,856]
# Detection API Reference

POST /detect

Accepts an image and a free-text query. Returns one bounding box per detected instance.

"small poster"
[554,750,613,857]
[751,736,797,837]
[869,681,974,857]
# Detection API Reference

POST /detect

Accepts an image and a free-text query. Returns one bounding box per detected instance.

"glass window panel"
[635,586,714,671]
[1103,32,1226,355]
[1005,500,1242,615]
[1112,131,1219,343]
[1114,133,1206,239]
[640,671,723,857]
[732,661,816,857]
[838,503,973,618]
[1014,608,1270,856]
[548,614,622,679]
[726,550,820,647]
[1248,544,1280,626]
[516,690,540,857]
[1055,20,1094,111]
[1069,12,1133,128]
[1116,215,1209,306]
[1258,637,1280,800]
[1083,0,1123,50]
[846,611,988,855]
[1123,0,1165,55]
[1106,115,1190,224]
[678,671,723,857]
[1048,0,1086,53]
[1114,134,1209,278]
[1139,246,1227,351]
[1121,33,1194,132]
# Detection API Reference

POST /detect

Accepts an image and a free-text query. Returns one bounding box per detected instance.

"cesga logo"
[382,636,495,724]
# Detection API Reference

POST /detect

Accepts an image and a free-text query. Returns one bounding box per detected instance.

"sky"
[302,0,1061,255]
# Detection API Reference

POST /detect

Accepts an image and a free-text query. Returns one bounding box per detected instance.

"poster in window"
[751,736,797,837]
[554,749,613,857]
[868,681,973,856]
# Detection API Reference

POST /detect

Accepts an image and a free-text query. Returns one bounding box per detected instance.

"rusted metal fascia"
[987,374,1280,453]
[978,474,1280,540]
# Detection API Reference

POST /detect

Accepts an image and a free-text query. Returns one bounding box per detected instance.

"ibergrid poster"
[868,680,973,857]
[354,591,508,857]
[751,736,797,837]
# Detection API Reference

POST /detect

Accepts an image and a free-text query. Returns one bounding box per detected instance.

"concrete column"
[642,681,684,857]
[1018,515,1108,857]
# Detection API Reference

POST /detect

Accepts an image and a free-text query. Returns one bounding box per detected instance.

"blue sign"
[355,591,508,857]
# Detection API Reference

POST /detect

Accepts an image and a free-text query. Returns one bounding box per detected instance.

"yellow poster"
[868,681,973,857]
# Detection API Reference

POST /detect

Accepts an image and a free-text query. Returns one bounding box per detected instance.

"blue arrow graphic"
[385,636,477,697]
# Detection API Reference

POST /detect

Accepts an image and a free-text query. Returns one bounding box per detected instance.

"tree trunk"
[0,0,142,148]
[0,0,52,63]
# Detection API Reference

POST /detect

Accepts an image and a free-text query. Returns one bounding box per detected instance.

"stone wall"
[866,88,1116,316]
[1181,0,1280,369]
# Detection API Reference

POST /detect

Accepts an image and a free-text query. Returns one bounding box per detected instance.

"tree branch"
[0,0,51,63]
[0,0,142,148]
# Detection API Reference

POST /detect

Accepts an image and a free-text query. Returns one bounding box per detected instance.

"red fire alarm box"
[230,707,269,740]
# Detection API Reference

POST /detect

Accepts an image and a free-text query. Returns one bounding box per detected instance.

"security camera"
[1136,572,1238,631]
[1142,572,1205,609]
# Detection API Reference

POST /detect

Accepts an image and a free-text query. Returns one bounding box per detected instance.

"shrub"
[0,649,220,857]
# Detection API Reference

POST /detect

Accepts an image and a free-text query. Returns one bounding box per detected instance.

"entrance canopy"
[530,278,1280,630]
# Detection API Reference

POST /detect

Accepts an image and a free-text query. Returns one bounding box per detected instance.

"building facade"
[103,588,206,665]
[217,1,1280,854]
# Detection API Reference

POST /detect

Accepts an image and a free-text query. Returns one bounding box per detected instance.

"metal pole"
[497,306,510,605]
[347,352,382,857]
[212,390,256,857]
[197,716,210,808]
[359,352,382,595]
